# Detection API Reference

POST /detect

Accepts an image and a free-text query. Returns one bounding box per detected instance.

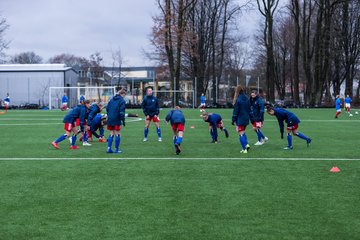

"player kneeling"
[201,112,229,143]
[165,106,185,155]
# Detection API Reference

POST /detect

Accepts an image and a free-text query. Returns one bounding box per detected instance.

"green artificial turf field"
[0,108,360,239]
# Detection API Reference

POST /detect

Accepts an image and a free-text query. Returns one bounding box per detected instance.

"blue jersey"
[87,104,101,125]
[106,94,126,126]
[142,95,160,117]
[90,114,103,131]
[165,109,185,125]
[335,98,341,110]
[250,95,265,122]
[62,95,68,103]
[4,96,10,103]
[200,95,205,104]
[273,108,300,134]
[205,113,222,140]
[80,95,85,103]
[232,93,250,126]
[63,104,87,129]
[345,97,352,104]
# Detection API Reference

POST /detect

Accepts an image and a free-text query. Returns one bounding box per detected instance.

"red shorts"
[236,125,247,132]
[64,123,75,131]
[107,125,121,131]
[172,123,185,132]
[287,124,298,130]
[146,116,160,122]
[209,120,224,129]
[75,119,87,126]
[252,121,263,128]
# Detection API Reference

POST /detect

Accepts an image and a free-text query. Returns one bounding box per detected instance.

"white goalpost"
[49,86,116,110]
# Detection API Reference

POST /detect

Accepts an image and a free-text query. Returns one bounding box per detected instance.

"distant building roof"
[0,64,75,72]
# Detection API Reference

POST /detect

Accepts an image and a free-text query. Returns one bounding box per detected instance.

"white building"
[0,64,78,107]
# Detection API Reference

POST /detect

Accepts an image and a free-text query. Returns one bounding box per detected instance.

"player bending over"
[250,90,268,145]
[87,102,104,142]
[106,86,126,153]
[88,113,107,142]
[165,106,185,155]
[232,85,251,154]
[52,100,91,149]
[142,87,162,142]
[266,106,311,150]
[201,112,229,143]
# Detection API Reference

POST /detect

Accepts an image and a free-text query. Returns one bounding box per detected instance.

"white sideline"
[0,157,359,161]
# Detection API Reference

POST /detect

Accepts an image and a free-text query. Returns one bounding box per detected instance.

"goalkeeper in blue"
[266,105,311,150]
[250,90,268,145]
[165,106,185,155]
[201,112,229,143]
[141,87,162,142]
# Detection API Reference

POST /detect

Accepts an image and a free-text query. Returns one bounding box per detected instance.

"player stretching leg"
[142,87,162,142]
[106,86,126,154]
[201,112,229,143]
[250,90,268,145]
[266,105,311,150]
[52,100,90,149]
[232,86,251,154]
[165,106,186,155]
[88,114,107,142]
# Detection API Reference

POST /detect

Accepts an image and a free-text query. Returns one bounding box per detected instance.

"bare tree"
[257,0,280,102]
[48,53,85,67]
[11,51,43,64]
[110,47,125,86]
[0,15,10,62]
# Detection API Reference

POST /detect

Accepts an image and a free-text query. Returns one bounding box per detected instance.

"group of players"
[335,94,354,118]
[50,84,313,155]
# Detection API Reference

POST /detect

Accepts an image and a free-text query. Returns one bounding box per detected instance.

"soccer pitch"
[1,108,360,239]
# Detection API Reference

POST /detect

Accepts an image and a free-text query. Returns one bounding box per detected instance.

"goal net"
[49,86,116,110]
[154,90,195,108]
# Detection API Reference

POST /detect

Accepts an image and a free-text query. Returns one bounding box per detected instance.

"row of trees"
[151,0,360,106]
[256,0,360,106]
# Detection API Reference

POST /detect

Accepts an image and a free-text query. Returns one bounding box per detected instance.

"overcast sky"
[2,0,262,67]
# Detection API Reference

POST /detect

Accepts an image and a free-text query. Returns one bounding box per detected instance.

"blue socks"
[257,129,265,141]
[239,134,248,150]
[83,132,88,142]
[173,136,177,145]
[71,135,77,146]
[107,135,114,150]
[115,135,120,150]
[295,132,309,141]
[176,137,183,145]
[144,128,149,138]
[55,134,67,143]
[287,133,292,147]
[157,128,162,138]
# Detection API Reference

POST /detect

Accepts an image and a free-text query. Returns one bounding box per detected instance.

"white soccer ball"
[349,114,353,117]
[355,111,359,115]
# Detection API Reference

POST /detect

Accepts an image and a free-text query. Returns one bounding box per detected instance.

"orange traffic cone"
[330,166,340,173]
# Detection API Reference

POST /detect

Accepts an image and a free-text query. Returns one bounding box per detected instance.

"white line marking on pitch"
[0,157,359,161]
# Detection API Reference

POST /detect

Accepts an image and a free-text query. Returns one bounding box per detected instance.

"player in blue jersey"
[142,87,162,142]
[232,85,251,153]
[86,102,104,142]
[250,91,268,145]
[201,112,229,143]
[61,93,68,111]
[106,86,126,153]
[266,106,311,150]
[52,100,91,150]
[3,93,10,110]
[344,95,352,114]
[79,95,85,104]
[88,113,107,142]
[335,95,342,118]
[165,106,185,155]
[199,93,206,112]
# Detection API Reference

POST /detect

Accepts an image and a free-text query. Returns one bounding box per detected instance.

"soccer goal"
[154,90,195,108]
[49,86,116,110]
